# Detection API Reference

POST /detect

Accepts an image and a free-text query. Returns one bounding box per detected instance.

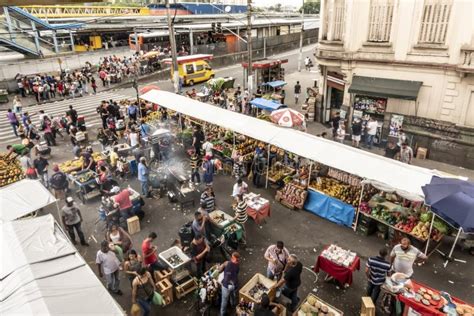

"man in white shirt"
[365,117,378,149]
[232,178,248,199]
[390,238,426,277]
[96,240,122,295]
[202,139,214,158]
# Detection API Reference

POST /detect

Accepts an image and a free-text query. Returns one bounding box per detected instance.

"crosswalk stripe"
[1,91,133,144]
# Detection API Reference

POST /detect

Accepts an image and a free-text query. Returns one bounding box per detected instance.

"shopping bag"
[130,303,141,316]
[152,291,163,305]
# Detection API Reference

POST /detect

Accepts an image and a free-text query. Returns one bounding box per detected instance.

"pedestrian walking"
[138,157,150,197]
[34,154,49,188]
[351,118,362,148]
[294,81,301,104]
[365,117,378,149]
[274,254,303,312]
[331,112,341,140]
[131,267,156,316]
[50,164,69,199]
[399,142,414,164]
[190,151,201,184]
[61,197,89,246]
[96,240,122,295]
[336,123,346,143]
[219,252,241,316]
[6,109,19,137]
[12,96,23,114]
[91,77,98,94]
[202,156,214,185]
[366,248,391,304]
[233,194,248,244]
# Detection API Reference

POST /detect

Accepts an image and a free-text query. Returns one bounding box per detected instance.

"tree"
[300,1,320,14]
[274,3,282,12]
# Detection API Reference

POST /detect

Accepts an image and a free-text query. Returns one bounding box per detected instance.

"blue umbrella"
[422,177,474,232]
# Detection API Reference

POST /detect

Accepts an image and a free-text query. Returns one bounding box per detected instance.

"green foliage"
[300,1,320,14]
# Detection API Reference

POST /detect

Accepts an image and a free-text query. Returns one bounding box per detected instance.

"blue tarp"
[304,189,355,227]
[250,98,286,111]
[264,80,287,88]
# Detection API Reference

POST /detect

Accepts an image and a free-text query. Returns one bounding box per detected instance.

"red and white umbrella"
[270,108,305,127]
[139,84,160,94]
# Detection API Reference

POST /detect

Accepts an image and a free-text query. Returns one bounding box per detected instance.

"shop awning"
[250,98,287,111]
[349,76,423,100]
[140,90,445,196]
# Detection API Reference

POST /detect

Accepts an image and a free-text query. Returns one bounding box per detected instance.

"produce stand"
[295,293,343,316]
[239,273,276,304]
[313,245,360,287]
[0,154,24,188]
[67,169,100,204]
[266,162,295,183]
[209,209,235,236]
[387,279,474,316]
[244,192,271,224]
[59,152,106,174]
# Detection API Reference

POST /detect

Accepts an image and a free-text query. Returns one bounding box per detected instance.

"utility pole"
[246,0,253,94]
[298,0,304,72]
[166,0,180,94]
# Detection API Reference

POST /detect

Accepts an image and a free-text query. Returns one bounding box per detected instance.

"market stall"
[67,169,100,204]
[1,215,125,315]
[241,59,288,88]
[59,152,106,173]
[295,293,344,316]
[313,244,360,287]
[0,153,24,188]
[250,98,287,112]
[0,179,59,222]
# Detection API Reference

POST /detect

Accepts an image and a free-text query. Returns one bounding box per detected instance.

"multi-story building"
[315,0,474,168]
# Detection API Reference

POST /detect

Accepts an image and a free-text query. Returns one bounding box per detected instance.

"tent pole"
[307,161,313,189]
[353,182,365,232]
[55,199,61,221]
[444,227,463,268]
[424,211,435,255]
[265,144,271,189]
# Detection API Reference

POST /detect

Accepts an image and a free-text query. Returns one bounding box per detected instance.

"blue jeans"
[366,134,375,149]
[266,267,275,280]
[140,180,149,196]
[367,282,382,304]
[282,285,299,312]
[220,285,236,316]
[11,123,18,137]
[138,298,151,316]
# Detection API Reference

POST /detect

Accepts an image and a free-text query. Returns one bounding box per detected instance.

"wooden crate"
[157,278,173,306]
[154,268,173,282]
[416,147,428,160]
[175,275,198,299]
[239,273,276,304]
[360,297,375,316]
[127,216,141,235]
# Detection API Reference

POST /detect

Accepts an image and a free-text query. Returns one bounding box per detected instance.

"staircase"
[0,6,82,58]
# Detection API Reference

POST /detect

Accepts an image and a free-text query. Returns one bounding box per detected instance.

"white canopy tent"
[141,90,437,196]
[0,179,59,222]
[0,215,125,315]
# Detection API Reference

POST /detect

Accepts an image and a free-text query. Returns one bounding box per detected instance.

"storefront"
[324,71,345,122]
[348,75,423,145]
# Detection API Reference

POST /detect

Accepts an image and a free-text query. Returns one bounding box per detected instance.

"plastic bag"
[130,303,141,316]
[152,291,163,305]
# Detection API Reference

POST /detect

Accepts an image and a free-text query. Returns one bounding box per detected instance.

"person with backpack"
[50,164,69,199]
[202,156,214,185]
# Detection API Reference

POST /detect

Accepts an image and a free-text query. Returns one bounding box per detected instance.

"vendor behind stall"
[390,238,426,277]
[190,234,210,278]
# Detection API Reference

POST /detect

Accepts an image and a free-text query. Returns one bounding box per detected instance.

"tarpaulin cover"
[0,215,125,315]
[0,179,56,222]
[141,91,440,196]
[362,179,425,202]
[263,80,287,88]
[422,176,474,232]
[250,98,286,111]
[304,190,355,227]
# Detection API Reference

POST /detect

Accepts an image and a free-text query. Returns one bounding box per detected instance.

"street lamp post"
[298,0,305,72]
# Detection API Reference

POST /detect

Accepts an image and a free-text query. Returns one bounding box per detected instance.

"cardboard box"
[239,273,276,304]
[126,216,140,235]
[416,147,428,160]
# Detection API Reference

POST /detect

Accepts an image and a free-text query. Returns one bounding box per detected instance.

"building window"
[418,0,452,44]
[322,0,345,41]
[367,0,394,42]
[332,0,346,41]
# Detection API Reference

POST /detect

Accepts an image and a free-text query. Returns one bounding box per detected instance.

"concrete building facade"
[315,0,474,169]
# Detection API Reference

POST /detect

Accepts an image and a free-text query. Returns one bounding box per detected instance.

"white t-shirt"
[202,141,214,156]
[390,245,426,277]
[232,182,248,197]
[129,132,139,147]
[96,250,120,274]
[367,121,378,135]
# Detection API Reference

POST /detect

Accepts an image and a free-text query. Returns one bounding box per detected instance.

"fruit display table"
[313,245,360,287]
[67,169,100,204]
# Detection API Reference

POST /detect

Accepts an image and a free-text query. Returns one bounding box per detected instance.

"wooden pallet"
[154,268,173,283]
[175,276,198,299]
[157,278,174,306]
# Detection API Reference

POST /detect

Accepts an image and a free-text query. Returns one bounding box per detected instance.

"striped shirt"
[200,192,215,213]
[366,256,391,285]
[190,155,200,170]
[234,200,248,224]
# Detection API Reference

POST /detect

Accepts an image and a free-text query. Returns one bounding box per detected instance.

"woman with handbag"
[131,267,156,316]
[105,224,132,262]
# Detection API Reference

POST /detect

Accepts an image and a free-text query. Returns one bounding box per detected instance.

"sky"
[253,0,289,7]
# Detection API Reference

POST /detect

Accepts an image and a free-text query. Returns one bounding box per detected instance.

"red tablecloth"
[313,254,360,286]
[398,280,473,316]
[246,202,271,224]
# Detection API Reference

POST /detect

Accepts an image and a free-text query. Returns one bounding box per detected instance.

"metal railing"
[18,6,148,18]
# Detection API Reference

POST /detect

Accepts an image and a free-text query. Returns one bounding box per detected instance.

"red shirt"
[142,239,157,265]
[113,189,132,211]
